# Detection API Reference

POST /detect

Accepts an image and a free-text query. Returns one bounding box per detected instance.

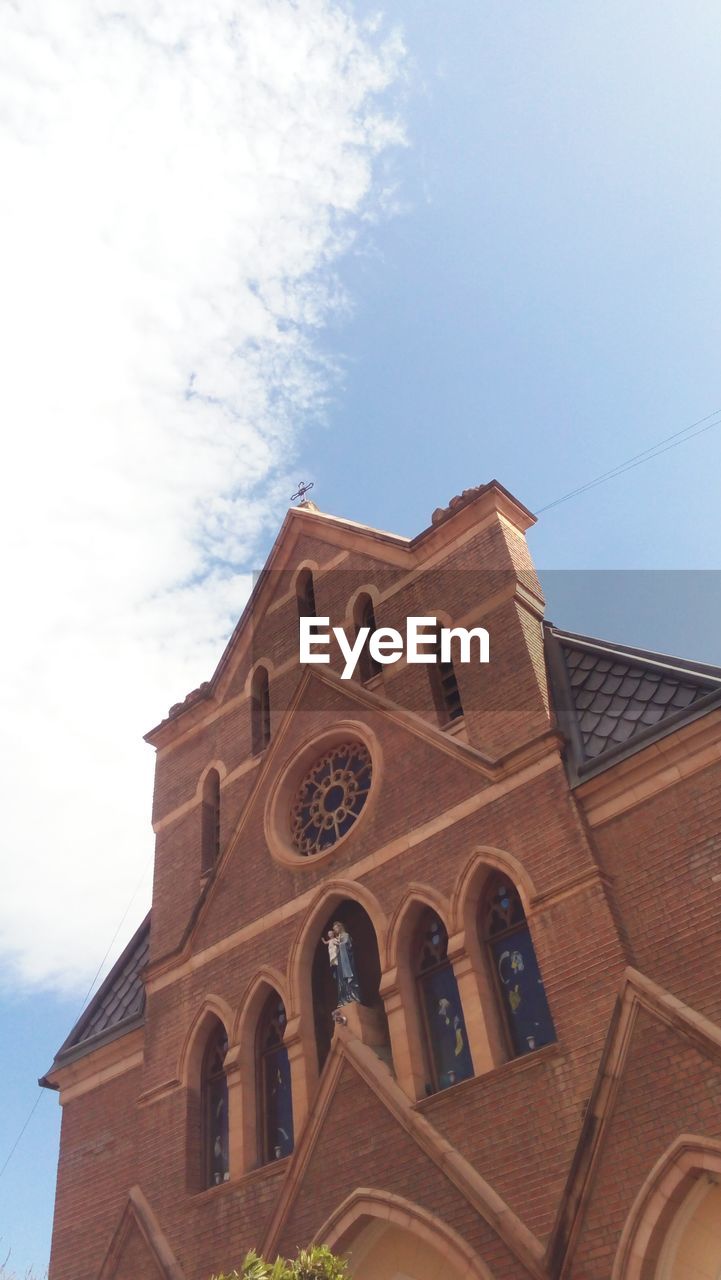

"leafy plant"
[291,1245,348,1280]
[213,1243,347,1280]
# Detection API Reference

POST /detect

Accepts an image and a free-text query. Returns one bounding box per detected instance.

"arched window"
[257,994,293,1163]
[428,626,463,724]
[296,568,317,619]
[251,665,271,755]
[414,909,473,1093]
[353,593,382,683]
[201,769,221,875]
[201,1021,229,1186]
[481,875,555,1057]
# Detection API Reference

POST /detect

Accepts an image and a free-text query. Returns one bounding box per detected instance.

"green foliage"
[212,1250,290,1280]
[291,1245,348,1280]
[213,1243,348,1280]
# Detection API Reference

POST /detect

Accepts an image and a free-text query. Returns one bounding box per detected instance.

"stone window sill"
[413,1040,564,1111]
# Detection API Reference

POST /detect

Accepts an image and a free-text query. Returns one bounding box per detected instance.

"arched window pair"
[297,573,383,685]
[199,669,272,877]
[414,876,555,1093]
[198,994,293,1189]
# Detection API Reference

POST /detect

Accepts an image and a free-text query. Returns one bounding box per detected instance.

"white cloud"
[0,0,404,992]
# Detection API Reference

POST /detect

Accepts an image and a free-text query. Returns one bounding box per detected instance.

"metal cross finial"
[291,480,314,504]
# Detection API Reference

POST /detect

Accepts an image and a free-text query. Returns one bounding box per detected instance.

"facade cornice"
[144,480,533,748]
[41,1028,144,1105]
[576,706,721,826]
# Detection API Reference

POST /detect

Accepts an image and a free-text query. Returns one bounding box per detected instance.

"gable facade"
[43,483,721,1280]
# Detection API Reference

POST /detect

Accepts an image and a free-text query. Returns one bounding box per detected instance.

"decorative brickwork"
[42,483,721,1280]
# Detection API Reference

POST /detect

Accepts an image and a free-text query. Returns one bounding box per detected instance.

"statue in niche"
[322,920,361,1006]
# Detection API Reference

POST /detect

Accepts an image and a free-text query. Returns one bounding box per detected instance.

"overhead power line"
[0,858,153,1186]
[535,408,721,515]
[0,1093,44,1183]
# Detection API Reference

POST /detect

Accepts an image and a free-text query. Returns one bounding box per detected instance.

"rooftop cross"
[291,480,315,505]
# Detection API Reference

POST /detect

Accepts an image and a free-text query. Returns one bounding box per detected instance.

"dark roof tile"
[49,915,150,1070]
[545,627,721,783]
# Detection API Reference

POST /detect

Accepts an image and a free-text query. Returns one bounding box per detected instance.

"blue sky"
[2,1,721,1274]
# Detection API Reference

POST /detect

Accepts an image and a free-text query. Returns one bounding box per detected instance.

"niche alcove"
[311,898,388,1071]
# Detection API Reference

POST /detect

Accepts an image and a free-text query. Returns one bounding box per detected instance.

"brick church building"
[42,481,721,1279]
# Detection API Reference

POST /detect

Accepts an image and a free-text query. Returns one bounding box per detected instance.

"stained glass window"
[258,995,293,1163]
[291,742,372,856]
[482,876,556,1057]
[415,910,473,1092]
[202,1023,229,1186]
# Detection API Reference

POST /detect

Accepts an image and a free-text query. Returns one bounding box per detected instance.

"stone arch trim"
[287,878,389,1012]
[244,654,278,697]
[264,719,383,870]
[612,1133,721,1280]
[386,884,452,969]
[384,884,473,1099]
[233,965,291,1041]
[227,966,293,1176]
[286,879,389,1113]
[292,559,321,598]
[317,1186,495,1280]
[343,582,383,630]
[194,759,228,800]
[177,994,234,1087]
[451,846,538,935]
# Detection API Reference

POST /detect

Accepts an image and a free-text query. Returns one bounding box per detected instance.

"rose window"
[291,742,372,855]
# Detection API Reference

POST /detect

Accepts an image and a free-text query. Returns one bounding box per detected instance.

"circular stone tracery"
[290,741,372,856]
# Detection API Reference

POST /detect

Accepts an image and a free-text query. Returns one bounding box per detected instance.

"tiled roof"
[545,626,721,783]
[49,914,150,1071]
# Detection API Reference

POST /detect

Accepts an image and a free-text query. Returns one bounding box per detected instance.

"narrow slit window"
[296,568,317,619]
[354,594,382,683]
[201,769,221,874]
[428,626,463,723]
[251,666,271,755]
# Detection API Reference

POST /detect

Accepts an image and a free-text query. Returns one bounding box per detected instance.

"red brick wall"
[47,504,721,1280]
[49,1068,140,1280]
[572,1009,721,1279]
[590,760,721,1024]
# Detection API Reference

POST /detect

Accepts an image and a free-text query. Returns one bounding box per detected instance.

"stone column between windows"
[284,1017,311,1141]
[380,967,427,1101]
[447,933,498,1075]
[223,1047,246,1177]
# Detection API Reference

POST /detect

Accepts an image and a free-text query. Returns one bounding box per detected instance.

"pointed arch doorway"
[347,1221,468,1280]
[320,1190,492,1280]
[654,1176,721,1279]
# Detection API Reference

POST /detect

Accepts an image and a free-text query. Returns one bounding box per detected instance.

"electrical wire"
[3,404,720,1180]
[0,1093,44,1183]
[535,408,721,514]
[0,858,153,1185]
